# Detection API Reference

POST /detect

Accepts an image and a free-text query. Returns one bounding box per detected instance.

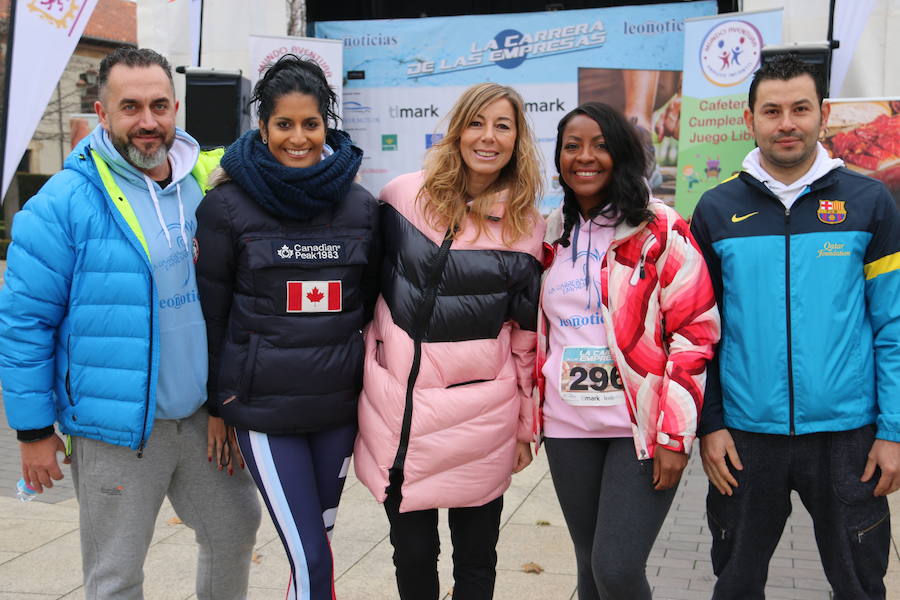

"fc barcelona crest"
[816,200,847,224]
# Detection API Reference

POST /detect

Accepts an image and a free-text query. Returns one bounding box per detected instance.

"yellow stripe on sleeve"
[864,251,900,280]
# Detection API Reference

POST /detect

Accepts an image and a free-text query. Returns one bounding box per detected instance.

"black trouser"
[544,437,678,600]
[383,470,503,600]
[707,425,890,600]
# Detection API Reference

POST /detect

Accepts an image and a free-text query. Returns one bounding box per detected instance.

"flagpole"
[1,0,19,202]
[198,0,203,67]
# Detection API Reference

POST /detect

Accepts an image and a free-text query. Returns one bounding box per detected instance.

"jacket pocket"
[242,234,367,316]
[374,339,386,368]
[65,335,75,406]
[239,333,261,402]
[831,424,879,505]
[446,378,494,389]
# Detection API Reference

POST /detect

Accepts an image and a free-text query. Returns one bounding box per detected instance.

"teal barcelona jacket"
[690,167,900,441]
[0,136,222,450]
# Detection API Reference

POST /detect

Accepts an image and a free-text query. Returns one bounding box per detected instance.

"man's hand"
[207,416,243,475]
[652,446,688,490]
[700,429,743,496]
[861,439,900,496]
[20,434,69,494]
[513,441,532,473]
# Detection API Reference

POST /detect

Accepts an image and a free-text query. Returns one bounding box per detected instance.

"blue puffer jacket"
[0,136,222,450]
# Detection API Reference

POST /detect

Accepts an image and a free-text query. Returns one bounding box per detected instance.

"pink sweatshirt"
[541,214,632,438]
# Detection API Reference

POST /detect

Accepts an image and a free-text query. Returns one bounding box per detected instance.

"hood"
[88,125,200,188]
[77,125,202,253]
[742,143,844,190]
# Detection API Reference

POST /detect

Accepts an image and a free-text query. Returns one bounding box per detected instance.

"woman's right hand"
[207,415,244,474]
[652,446,688,490]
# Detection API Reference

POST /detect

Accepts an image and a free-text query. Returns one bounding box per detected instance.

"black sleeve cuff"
[17,426,56,443]
[205,399,220,418]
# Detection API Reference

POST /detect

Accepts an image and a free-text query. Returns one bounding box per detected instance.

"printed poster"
[315,2,717,212]
[674,9,783,217]
[823,98,900,207]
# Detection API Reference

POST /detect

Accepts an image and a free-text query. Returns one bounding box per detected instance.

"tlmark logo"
[390,104,439,119]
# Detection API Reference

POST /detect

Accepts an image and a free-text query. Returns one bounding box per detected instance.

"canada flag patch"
[286,281,342,313]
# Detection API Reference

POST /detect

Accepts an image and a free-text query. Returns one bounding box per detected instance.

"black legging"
[382,469,504,600]
[544,437,678,600]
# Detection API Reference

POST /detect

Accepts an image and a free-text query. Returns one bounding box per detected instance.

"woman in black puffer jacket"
[195,54,378,600]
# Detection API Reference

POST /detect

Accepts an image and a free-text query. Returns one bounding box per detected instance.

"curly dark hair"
[251,54,338,127]
[749,54,825,111]
[553,102,653,248]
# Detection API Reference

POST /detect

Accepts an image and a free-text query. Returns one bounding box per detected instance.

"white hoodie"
[742,142,844,210]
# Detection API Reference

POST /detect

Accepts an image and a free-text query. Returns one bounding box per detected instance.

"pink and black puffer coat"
[355,171,545,513]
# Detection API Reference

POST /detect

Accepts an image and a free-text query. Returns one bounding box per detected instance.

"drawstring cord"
[143,175,187,250]
[570,217,603,310]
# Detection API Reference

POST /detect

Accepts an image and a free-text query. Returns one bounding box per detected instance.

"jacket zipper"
[85,148,154,457]
[629,234,657,286]
[137,277,153,458]
[784,206,796,435]
[391,231,454,473]
[740,173,836,437]
[604,232,654,456]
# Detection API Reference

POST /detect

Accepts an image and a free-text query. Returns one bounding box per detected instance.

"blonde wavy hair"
[420,82,542,244]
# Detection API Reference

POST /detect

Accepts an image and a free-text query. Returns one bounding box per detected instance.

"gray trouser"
[544,437,678,600]
[70,410,261,600]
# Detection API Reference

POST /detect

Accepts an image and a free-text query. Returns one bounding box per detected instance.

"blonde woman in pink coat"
[355,82,546,599]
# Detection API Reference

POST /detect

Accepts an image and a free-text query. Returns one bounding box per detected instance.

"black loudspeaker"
[179,68,250,149]
[761,42,834,98]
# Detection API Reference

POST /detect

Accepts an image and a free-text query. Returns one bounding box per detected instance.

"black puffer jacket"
[196,137,378,434]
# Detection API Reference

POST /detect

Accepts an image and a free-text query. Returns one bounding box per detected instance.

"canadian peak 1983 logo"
[699,20,763,87]
[28,0,84,30]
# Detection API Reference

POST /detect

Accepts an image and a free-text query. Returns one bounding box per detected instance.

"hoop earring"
[261,137,268,144]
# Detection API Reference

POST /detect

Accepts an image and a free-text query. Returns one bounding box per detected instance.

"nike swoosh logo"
[731,211,759,223]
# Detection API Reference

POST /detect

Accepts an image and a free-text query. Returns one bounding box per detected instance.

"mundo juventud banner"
[248,35,344,120]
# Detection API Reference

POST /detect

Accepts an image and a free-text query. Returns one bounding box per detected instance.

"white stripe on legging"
[249,430,310,600]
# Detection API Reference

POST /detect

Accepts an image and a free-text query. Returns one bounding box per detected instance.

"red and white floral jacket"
[536,202,720,458]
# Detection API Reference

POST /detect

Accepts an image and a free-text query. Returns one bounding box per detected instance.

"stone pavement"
[1,392,898,600]
[0,252,897,599]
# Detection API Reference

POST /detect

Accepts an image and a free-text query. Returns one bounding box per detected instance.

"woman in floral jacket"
[537,102,720,600]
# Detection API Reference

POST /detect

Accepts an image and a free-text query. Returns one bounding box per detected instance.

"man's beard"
[113,129,173,171]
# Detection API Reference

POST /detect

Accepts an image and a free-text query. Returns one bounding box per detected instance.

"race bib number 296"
[560,346,625,407]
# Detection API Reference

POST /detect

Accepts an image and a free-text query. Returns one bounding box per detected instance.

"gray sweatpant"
[70,410,261,600]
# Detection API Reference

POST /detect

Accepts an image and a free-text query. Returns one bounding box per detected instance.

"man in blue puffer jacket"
[0,47,259,599]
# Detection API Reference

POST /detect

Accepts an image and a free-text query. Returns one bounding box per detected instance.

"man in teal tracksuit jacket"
[691,55,900,599]
[0,47,259,599]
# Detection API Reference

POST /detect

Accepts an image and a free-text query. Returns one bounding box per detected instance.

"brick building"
[0,0,137,178]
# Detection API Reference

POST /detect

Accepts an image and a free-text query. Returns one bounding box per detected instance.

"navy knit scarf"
[221,128,363,221]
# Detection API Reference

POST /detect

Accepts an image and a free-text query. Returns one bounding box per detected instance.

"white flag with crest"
[3,0,99,198]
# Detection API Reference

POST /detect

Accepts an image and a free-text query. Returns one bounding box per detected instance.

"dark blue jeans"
[707,425,890,600]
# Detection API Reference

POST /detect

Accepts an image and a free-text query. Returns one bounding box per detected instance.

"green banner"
[675,93,753,212]
[674,11,783,216]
